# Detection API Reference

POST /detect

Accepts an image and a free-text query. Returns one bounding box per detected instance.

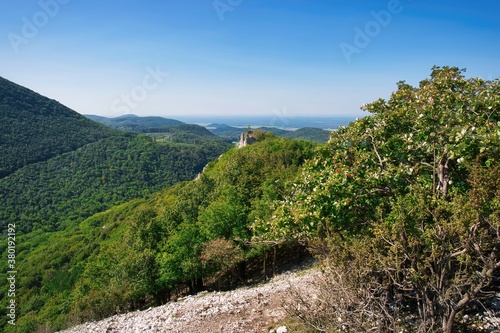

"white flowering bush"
[255,67,500,332]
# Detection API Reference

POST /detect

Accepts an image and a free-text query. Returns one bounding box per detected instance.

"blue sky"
[0,0,499,118]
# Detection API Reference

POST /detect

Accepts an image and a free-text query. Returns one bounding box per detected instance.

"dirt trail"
[59,267,319,333]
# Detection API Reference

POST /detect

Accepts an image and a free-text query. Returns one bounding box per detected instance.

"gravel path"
[58,268,318,333]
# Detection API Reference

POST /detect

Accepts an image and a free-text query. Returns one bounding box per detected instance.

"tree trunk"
[263,249,267,280]
[188,279,194,295]
[238,260,247,281]
[272,245,277,277]
[443,293,471,333]
[195,277,203,293]
[154,288,171,305]
[438,159,450,197]
[238,260,247,284]
[443,311,455,333]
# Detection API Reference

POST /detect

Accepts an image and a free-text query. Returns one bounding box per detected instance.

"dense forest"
[0,77,231,331]
[84,114,184,133]
[0,135,315,332]
[0,133,230,234]
[0,67,498,333]
[0,76,232,235]
[0,77,117,179]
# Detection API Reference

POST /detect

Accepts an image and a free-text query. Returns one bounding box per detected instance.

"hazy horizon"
[83,112,358,131]
[1,1,499,118]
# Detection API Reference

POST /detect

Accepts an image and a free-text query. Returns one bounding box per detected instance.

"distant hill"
[282,127,331,143]
[84,115,332,143]
[0,76,117,178]
[85,114,184,132]
[207,123,289,139]
[150,124,232,144]
[86,114,232,143]
[0,133,230,234]
[207,123,331,143]
[0,80,232,234]
[205,123,244,139]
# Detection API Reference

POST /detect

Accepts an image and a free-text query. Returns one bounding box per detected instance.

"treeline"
[0,134,230,234]
[0,136,315,332]
[85,114,184,132]
[0,77,117,178]
[149,124,233,144]
[282,127,331,143]
[209,124,332,143]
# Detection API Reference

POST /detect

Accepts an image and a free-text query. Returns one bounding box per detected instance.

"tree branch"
[369,134,384,172]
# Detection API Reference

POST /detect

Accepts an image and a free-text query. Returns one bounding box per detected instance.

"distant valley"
[84,114,337,143]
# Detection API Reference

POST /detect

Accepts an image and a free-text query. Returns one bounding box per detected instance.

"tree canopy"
[255,67,500,332]
[0,136,315,332]
[0,76,117,178]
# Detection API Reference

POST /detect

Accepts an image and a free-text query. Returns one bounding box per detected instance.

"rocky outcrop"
[237,130,257,148]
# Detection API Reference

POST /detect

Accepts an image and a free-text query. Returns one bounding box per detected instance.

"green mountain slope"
[85,114,184,132]
[281,126,331,143]
[149,124,233,145]
[0,79,232,235]
[0,79,233,331]
[207,123,331,143]
[0,136,315,332]
[0,77,117,178]
[0,133,230,234]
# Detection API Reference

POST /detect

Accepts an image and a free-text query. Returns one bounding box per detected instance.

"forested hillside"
[0,78,231,332]
[149,124,232,143]
[0,135,315,332]
[0,77,117,178]
[208,123,331,143]
[85,114,184,133]
[281,127,331,143]
[0,133,230,234]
